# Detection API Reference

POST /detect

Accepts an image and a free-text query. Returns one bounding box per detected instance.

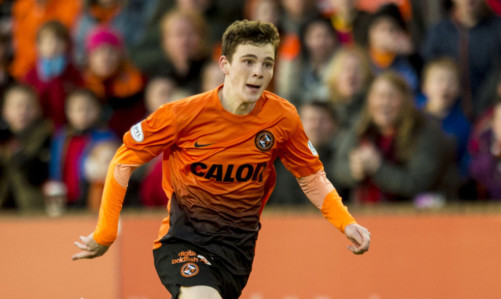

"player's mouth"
[246,83,261,92]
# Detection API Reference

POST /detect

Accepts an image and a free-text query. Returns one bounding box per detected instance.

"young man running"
[72,20,370,299]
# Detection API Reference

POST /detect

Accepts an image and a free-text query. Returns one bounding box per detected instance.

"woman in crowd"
[325,45,373,130]
[333,71,458,204]
[0,84,52,211]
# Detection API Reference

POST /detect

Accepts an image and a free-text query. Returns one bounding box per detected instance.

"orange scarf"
[84,62,144,100]
[89,4,121,23]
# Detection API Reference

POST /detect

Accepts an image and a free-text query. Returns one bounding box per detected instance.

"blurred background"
[0,0,501,298]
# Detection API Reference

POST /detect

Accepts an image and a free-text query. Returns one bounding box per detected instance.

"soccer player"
[72,20,371,299]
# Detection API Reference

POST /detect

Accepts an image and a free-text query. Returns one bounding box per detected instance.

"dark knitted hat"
[370,3,407,31]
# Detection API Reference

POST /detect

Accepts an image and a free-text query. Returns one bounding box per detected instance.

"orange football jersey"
[95,85,323,274]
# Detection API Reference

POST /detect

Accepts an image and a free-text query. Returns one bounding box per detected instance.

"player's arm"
[71,145,144,260]
[72,105,178,260]
[280,111,370,254]
[297,171,370,255]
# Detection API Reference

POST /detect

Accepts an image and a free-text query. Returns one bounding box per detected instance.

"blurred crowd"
[1,0,501,216]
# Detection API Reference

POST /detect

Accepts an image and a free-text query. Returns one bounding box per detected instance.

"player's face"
[220,43,275,104]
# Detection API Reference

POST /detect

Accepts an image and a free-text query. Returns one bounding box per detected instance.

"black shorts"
[153,240,250,299]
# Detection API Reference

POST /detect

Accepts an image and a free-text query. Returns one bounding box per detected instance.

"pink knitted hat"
[85,26,124,53]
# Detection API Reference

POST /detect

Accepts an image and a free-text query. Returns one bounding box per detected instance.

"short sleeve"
[278,114,323,178]
[122,103,178,163]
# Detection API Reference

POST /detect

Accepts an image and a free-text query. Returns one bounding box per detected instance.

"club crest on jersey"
[255,130,274,151]
[130,122,144,142]
[180,262,199,278]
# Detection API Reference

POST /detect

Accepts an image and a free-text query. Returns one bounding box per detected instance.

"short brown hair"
[36,20,70,45]
[422,57,460,84]
[221,20,280,62]
[2,83,39,111]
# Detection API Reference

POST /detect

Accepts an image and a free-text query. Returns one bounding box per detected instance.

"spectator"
[270,100,343,205]
[245,0,281,26]
[280,0,320,35]
[73,0,149,66]
[133,9,210,94]
[476,64,501,123]
[325,45,373,130]
[83,26,146,137]
[333,71,458,204]
[201,61,225,92]
[84,140,120,210]
[324,0,372,46]
[469,101,501,200]
[418,57,471,180]
[10,0,81,79]
[131,0,242,64]
[366,3,422,93]
[0,33,14,98]
[0,84,52,211]
[45,89,116,209]
[277,16,339,105]
[422,0,501,119]
[23,20,83,128]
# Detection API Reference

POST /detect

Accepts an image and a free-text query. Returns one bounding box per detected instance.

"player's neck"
[219,86,257,115]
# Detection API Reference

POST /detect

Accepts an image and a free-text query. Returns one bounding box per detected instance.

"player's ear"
[219,55,230,75]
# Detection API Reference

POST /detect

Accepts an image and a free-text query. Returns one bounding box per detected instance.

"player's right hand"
[344,223,371,255]
[71,233,109,260]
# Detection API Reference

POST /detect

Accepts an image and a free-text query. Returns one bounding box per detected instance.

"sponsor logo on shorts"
[181,262,199,277]
[255,130,274,151]
[130,122,144,142]
[172,250,199,264]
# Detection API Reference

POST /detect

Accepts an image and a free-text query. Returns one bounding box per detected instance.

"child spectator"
[325,45,373,130]
[73,0,148,67]
[83,140,119,210]
[366,3,422,93]
[23,20,83,128]
[333,71,459,204]
[423,0,501,119]
[277,16,339,105]
[10,0,81,79]
[46,89,116,208]
[0,84,52,211]
[83,26,146,137]
[419,58,471,180]
[469,101,501,200]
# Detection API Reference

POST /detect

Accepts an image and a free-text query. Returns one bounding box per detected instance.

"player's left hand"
[344,223,371,255]
[71,233,109,260]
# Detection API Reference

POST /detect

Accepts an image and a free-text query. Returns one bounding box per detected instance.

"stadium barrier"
[1,206,500,299]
